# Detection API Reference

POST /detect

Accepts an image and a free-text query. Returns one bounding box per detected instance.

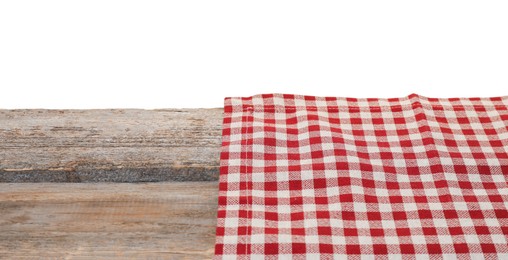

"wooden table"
[0,109,223,259]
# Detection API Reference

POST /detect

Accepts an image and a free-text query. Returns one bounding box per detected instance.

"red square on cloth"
[214,94,508,259]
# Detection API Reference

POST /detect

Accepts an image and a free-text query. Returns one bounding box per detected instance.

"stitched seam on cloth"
[231,93,508,112]
[214,104,229,258]
[241,106,253,256]
[241,105,508,113]
[247,107,253,256]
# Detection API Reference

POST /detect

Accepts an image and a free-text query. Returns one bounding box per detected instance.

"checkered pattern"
[214,93,508,259]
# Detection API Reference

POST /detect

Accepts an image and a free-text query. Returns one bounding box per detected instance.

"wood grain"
[0,109,223,182]
[0,182,219,259]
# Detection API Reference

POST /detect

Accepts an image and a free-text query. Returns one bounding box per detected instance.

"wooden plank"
[0,109,223,182]
[0,182,219,259]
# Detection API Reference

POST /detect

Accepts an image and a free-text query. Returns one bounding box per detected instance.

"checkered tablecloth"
[214,94,508,259]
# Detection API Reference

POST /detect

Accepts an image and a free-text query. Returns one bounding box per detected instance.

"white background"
[1,1,507,109]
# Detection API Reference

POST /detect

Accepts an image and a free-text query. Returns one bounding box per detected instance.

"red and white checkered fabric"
[214,93,508,259]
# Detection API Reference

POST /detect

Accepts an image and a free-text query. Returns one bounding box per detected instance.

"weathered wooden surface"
[0,109,223,182]
[0,182,218,259]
